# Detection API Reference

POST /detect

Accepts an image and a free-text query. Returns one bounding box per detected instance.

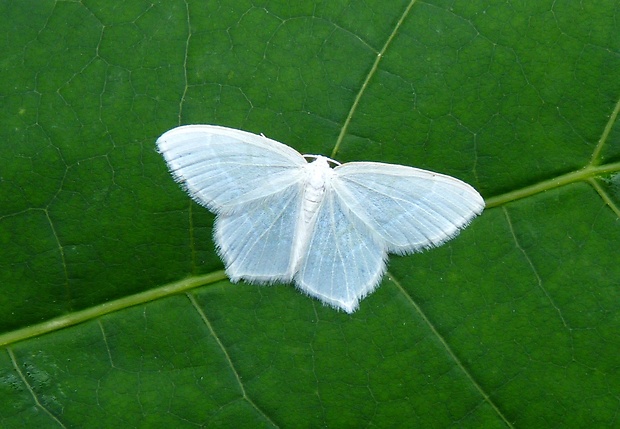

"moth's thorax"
[302,156,332,221]
[305,155,332,190]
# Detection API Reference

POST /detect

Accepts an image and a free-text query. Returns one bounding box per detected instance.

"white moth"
[157,125,484,313]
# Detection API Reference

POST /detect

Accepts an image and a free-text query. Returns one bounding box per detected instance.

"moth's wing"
[295,190,386,313]
[156,125,307,212]
[216,181,304,283]
[332,162,485,254]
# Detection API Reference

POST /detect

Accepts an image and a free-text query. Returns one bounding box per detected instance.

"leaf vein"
[7,347,68,428]
[332,0,419,158]
[187,293,280,428]
[389,271,514,428]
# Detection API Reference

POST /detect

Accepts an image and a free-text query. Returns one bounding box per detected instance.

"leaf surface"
[1,0,619,427]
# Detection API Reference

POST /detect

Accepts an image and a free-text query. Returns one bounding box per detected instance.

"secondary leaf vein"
[332,0,418,158]
[389,271,514,428]
[187,293,280,428]
[503,207,570,331]
[7,347,68,428]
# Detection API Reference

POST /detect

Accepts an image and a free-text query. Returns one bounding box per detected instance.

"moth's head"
[303,154,341,168]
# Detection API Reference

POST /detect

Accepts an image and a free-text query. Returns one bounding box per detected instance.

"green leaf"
[1,0,619,427]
